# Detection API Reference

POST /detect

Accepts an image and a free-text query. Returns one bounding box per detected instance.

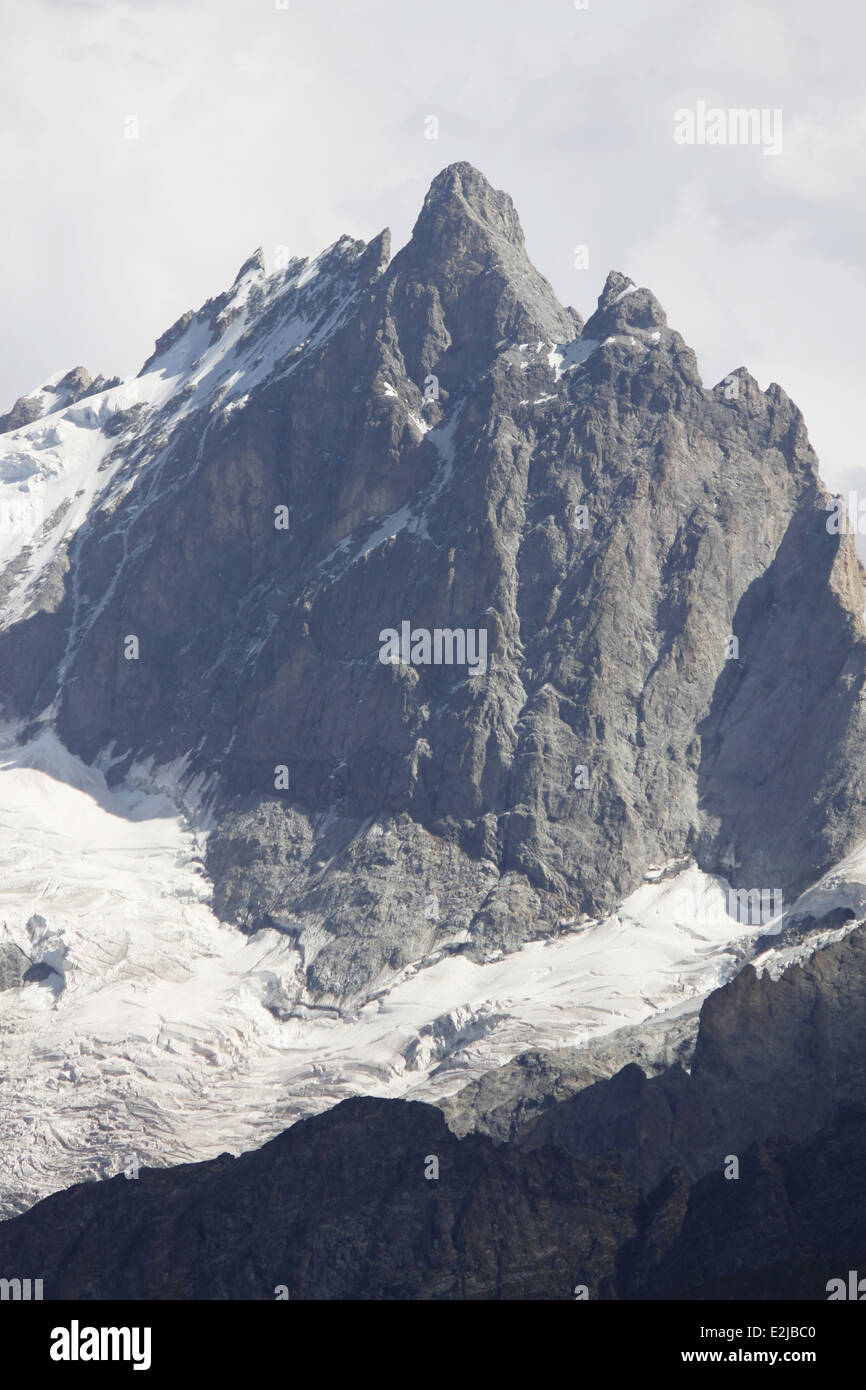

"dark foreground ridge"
[2,923,865,1300]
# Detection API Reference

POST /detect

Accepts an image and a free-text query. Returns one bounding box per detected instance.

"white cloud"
[0,0,862,508]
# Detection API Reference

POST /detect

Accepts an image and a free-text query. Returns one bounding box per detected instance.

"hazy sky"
[1,0,863,497]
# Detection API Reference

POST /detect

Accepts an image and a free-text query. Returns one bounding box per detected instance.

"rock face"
[0,161,864,1003]
[440,1005,701,1142]
[517,920,866,1189]
[620,1105,866,1300]
[0,942,30,991]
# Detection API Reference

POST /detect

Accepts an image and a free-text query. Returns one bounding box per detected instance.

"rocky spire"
[377,162,578,387]
[582,269,668,338]
[411,161,527,251]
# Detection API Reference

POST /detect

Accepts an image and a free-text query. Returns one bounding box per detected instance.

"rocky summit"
[0,162,862,1009]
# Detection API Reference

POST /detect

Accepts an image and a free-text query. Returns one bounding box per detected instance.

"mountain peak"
[583,269,668,339]
[233,248,266,285]
[597,270,637,308]
[0,365,120,435]
[387,163,574,363]
[414,162,526,250]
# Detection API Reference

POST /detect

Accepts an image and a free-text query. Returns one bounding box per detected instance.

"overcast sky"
[1,0,863,497]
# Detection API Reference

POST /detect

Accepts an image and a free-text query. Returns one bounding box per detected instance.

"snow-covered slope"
[1,725,859,1217]
[0,237,380,633]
